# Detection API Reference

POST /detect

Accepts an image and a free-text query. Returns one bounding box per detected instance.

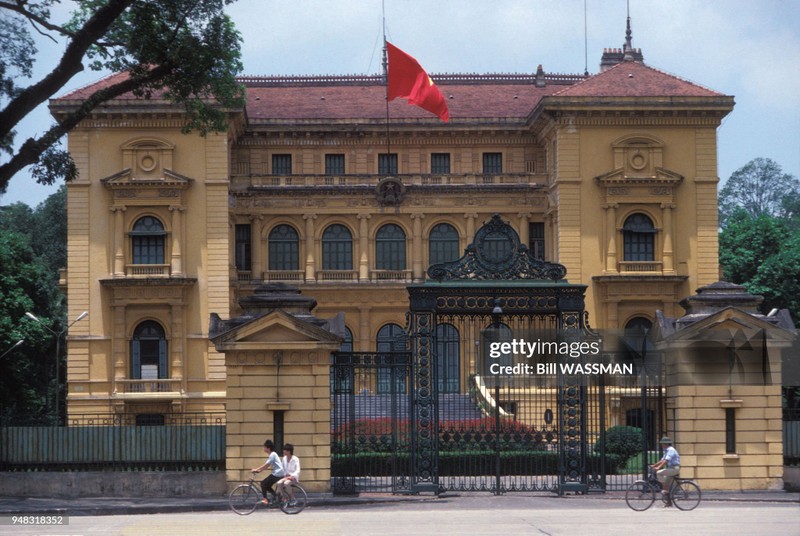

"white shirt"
[282,455,301,481]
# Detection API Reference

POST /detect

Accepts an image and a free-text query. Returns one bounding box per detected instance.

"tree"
[0,0,244,192]
[0,231,60,423]
[718,158,800,227]
[719,208,786,284]
[0,187,67,423]
[719,208,800,321]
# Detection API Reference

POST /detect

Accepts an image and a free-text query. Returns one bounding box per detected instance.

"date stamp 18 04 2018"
[1,515,69,525]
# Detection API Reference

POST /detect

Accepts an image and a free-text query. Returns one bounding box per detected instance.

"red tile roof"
[242,75,573,122]
[551,61,724,98]
[53,62,728,123]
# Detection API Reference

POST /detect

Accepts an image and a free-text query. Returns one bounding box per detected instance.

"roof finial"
[622,1,634,62]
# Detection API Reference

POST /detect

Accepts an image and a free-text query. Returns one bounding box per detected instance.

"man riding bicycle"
[650,436,680,507]
[251,439,284,505]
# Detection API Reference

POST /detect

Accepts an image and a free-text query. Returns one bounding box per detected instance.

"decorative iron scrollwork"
[427,214,567,281]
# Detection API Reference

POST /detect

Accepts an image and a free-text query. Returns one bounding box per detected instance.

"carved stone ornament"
[375,177,405,207]
[427,214,567,281]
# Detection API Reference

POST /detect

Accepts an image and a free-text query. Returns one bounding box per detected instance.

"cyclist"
[276,443,301,506]
[251,439,284,505]
[650,436,680,507]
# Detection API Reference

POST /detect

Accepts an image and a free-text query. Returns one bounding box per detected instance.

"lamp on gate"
[25,311,88,423]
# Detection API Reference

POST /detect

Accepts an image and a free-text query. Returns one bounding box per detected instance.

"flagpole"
[382,0,391,174]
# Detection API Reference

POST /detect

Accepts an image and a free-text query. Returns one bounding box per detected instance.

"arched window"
[376,323,406,393]
[340,326,354,353]
[131,216,165,265]
[131,321,167,379]
[322,224,353,271]
[436,323,460,393]
[428,223,460,267]
[623,213,656,261]
[268,224,300,271]
[376,224,406,270]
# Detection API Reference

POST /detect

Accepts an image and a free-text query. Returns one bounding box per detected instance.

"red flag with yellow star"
[386,42,450,122]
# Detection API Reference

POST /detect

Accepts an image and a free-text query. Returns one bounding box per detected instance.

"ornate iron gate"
[331,215,665,494]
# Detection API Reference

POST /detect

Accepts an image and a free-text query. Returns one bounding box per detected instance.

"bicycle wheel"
[279,483,308,515]
[625,480,656,511]
[229,484,260,515]
[672,480,701,511]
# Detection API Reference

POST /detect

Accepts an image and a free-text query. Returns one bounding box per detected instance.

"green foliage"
[0,0,245,190]
[719,208,787,283]
[718,159,800,322]
[331,451,625,477]
[0,187,67,423]
[595,425,644,460]
[719,158,800,227]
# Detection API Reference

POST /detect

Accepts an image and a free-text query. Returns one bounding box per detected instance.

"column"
[303,214,317,282]
[250,215,264,281]
[603,203,618,274]
[170,303,185,386]
[661,203,676,274]
[112,304,127,389]
[112,207,126,277]
[518,212,531,248]
[357,214,371,282]
[464,212,478,243]
[359,306,371,353]
[169,205,185,277]
[411,213,425,282]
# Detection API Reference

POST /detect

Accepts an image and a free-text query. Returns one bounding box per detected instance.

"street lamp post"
[25,311,88,424]
[0,339,24,360]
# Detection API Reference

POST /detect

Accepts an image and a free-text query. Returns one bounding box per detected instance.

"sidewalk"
[0,490,797,517]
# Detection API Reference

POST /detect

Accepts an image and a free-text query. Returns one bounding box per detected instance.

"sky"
[2,0,799,207]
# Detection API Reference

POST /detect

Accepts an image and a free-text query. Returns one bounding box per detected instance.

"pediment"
[211,310,342,351]
[664,307,796,344]
[101,168,194,188]
[595,166,684,186]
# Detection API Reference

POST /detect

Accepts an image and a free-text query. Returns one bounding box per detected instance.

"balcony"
[371,269,412,282]
[316,270,358,282]
[126,264,170,277]
[264,270,304,282]
[618,261,663,274]
[115,379,182,399]
[230,172,547,191]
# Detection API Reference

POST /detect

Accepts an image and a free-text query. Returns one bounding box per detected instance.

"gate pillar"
[407,294,440,493]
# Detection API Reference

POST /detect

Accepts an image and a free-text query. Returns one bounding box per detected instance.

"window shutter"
[131,340,141,379]
[159,339,168,379]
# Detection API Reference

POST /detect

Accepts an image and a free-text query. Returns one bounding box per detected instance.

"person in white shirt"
[650,436,681,507]
[276,443,301,504]
[251,439,284,505]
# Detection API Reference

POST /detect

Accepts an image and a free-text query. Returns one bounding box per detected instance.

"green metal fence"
[0,413,225,471]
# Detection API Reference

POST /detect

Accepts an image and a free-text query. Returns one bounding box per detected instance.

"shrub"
[595,425,643,460]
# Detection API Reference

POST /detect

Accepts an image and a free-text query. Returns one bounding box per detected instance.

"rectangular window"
[725,407,736,454]
[272,154,292,175]
[235,224,252,271]
[273,410,285,454]
[430,153,451,174]
[325,154,345,175]
[482,152,503,174]
[378,153,398,175]
[529,222,545,260]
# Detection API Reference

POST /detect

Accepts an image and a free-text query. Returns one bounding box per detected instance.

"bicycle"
[625,467,701,511]
[229,472,308,515]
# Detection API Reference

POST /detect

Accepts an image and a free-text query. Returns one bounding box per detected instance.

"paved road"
[3,495,798,536]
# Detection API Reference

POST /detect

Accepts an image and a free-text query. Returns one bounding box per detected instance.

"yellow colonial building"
[51,30,800,495]
[52,38,733,419]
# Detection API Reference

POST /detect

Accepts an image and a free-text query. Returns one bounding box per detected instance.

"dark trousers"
[261,474,280,498]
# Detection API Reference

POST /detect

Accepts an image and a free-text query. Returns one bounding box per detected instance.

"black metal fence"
[785,408,800,467]
[0,412,225,471]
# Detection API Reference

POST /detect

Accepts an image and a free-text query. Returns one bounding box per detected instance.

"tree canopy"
[718,157,800,227]
[0,0,244,192]
[0,187,67,423]
[719,160,800,322]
